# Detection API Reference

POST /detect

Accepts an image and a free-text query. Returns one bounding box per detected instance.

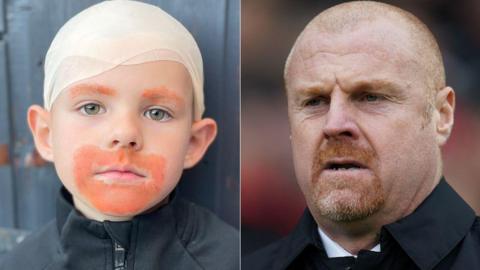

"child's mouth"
[74,145,166,215]
[94,165,147,184]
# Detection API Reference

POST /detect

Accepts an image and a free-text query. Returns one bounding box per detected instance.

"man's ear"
[27,105,54,162]
[434,86,455,146]
[183,118,217,168]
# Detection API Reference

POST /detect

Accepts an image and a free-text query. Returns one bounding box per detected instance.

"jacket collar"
[275,208,324,269]
[385,178,476,270]
[277,177,476,270]
[55,187,203,269]
[56,186,179,237]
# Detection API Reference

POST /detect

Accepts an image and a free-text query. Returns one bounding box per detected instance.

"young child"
[0,1,238,269]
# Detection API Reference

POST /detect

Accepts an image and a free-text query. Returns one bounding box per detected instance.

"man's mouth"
[323,159,368,171]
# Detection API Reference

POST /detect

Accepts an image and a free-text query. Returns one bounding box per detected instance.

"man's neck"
[317,218,383,255]
[318,226,381,257]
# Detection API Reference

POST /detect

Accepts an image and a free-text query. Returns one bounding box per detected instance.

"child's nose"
[112,140,139,149]
[108,117,143,150]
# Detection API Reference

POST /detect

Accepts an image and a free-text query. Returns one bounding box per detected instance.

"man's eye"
[304,97,327,107]
[80,103,104,115]
[362,94,381,102]
[144,108,172,121]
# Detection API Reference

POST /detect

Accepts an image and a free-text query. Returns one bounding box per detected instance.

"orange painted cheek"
[73,145,167,216]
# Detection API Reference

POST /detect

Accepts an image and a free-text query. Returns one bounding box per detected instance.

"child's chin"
[90,195,162,217]
[76,178,167,218]
[97,205,148,217]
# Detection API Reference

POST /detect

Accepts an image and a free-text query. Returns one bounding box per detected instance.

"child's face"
[28,61,217,221]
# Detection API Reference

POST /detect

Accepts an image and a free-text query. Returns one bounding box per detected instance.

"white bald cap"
[44,0,204,119]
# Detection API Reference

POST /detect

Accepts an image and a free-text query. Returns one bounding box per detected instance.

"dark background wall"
[242,0,480,255]
[0,0,239,239]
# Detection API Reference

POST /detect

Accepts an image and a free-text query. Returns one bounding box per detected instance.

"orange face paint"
[69,83,117,98]
[142,86,184,107]
[73,145,166,216]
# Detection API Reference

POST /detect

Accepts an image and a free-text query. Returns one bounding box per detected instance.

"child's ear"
[183,118,217,168]
[27,105,54,162]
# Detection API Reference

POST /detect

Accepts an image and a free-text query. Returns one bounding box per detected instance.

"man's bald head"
[285,1,445,99]
[285,1,456,239]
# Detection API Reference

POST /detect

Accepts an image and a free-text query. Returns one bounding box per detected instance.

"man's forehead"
[285,1,446,94]
[295,19,415,65]
[285,20,423,91]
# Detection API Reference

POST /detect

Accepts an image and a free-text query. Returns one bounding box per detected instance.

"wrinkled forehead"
[285,19,423,90]
[294,19,416,69]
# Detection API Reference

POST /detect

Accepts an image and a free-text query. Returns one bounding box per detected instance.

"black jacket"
[244,178,480,270]
[0,188,239,270]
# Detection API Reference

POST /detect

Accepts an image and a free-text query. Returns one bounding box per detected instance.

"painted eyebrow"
[141,87,184,106]
[69,84,116,98]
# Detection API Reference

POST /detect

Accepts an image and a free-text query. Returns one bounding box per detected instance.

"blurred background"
[242,0,480,255]
[0,0,239,255]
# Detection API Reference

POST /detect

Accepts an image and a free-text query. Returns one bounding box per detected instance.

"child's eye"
[80,103,105,115]
[144,108,172,122]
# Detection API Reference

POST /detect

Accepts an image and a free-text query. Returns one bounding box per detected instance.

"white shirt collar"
[318,227,381,258]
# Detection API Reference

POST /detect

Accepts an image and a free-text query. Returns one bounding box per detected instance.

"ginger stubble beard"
[309,139,385,222]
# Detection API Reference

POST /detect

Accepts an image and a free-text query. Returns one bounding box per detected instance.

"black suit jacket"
[244,178,480,270]
[0,187,239,270]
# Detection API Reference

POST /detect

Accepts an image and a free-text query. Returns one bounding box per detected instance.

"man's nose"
[107,112,143,151]
[322,93,359,140]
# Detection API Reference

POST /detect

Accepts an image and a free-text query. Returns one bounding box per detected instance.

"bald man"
[244,1,480,269]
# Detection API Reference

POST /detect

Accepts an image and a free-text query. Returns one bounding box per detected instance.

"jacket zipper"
[113,241,127,270]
